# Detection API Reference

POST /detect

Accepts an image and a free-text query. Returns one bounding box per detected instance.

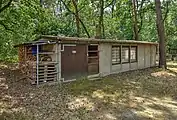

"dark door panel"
[61,44,87,80]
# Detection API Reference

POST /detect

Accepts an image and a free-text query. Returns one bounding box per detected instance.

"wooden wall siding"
[111,44,155,74]
[145,45,151,68]
[150,45,156,67]
[137,45,144,69]
[61,44,88,80]
[99,44,112,76]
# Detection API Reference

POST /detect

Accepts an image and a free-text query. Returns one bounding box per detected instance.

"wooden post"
[56,43,61,85]
[36,44,39,86]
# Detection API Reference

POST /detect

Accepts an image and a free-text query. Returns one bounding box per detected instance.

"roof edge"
[14,35,158,47]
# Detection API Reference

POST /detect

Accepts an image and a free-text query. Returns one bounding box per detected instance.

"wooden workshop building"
[15,35,158,85]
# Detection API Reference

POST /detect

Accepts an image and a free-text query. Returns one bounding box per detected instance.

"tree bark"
[132,0,139,40]
[95,0,104,39]
[155,0,167,69]
[72,0,80,37]
[111,0,116,18]
[40,0,43,7]
[138,0,145,33]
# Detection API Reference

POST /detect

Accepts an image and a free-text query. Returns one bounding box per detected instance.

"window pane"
[130,47,137,62]
[112,46,120,64]
[122,47,129,63]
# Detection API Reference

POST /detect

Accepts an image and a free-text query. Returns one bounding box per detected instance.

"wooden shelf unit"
[31,62,58,84]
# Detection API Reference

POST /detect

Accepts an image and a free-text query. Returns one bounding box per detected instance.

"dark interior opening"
[88,45,98,51]
[88,52,98,57]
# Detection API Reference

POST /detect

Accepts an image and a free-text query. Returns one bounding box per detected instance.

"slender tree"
[95,0,104,39]
[132,0,139,40]
[72,0,80,37]
[155,0,167,69]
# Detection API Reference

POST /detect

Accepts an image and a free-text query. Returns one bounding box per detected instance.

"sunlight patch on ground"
[0,102,9,114]
[96,111,118,120]
[92,90,120,102]
[0,64,8,68]
[151,71,176,77]
[0,77,6,81]
[104,113,117,120]
[132,96,177,119]
[67,96,94,111]
[0,94,25,116]
[168,67,177,73]
[0,101,24,115]
[167,61,177,66]
[0,82,8,89]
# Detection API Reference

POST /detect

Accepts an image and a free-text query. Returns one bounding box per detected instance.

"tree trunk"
[155,0,167,69]
[59,0,62,16]
[40,0,43,7]
[138,0,145,33]
[132,0,139,40]
[111,0,116,18]
[95,0,104,39]
[72,0,80,37]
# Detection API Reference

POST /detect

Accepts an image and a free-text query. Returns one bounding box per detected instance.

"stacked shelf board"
[88,45,99,75]
[31,62,58,84]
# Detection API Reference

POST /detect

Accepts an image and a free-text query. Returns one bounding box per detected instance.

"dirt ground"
[1,62,177,120]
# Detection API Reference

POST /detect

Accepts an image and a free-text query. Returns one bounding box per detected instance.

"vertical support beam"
[36,44,39,86]
[120,45,122,70]
[59,44,62,82]
[56,43,61,85]
[129,45,131,70]
[56,43,58,81]
[136,45,138,69]
[144,45,146,68]
[150,45,152,67]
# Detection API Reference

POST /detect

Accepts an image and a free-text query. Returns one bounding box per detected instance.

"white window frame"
[130,46,137,62]
[112,46,121,64]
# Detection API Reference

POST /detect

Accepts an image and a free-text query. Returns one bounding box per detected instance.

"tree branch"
[163,1,169,22]
[0,21,14,32]
[78,5,85,12]
[104,0,114,9]
[0,0,13,13]
[61,0,90,38]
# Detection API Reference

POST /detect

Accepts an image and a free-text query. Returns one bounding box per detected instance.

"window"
[122,46,129,63]
[130,46,137,62]
[112,46,120,64]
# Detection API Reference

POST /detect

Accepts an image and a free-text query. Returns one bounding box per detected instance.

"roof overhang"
[14,35,158,47]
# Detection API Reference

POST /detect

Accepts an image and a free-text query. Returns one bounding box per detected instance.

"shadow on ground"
[1,63,177,120]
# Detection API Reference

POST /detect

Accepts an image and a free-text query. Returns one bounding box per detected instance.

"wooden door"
[61,44,87,80]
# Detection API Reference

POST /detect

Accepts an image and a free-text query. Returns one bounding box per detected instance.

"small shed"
[15,35,158,85]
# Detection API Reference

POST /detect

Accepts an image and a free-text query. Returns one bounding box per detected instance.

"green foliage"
[0,0,177,61]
